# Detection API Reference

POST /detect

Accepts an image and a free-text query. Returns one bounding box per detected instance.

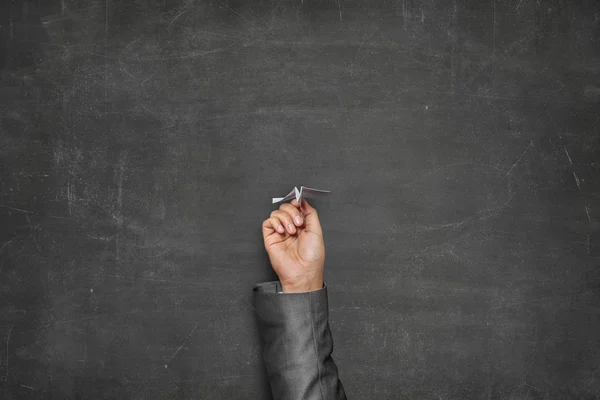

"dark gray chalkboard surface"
[1,0,599,398]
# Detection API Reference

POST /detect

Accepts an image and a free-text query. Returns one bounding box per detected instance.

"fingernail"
[294,216,302,225]
[277,225,284,233]
[288,224,295,233]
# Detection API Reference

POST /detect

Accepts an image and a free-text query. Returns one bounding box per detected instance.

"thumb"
[300,199,323,237]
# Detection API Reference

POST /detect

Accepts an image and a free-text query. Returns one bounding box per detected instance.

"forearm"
[253,281,346,400]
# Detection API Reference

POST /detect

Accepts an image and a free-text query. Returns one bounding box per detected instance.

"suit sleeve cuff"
[253,280,325,294]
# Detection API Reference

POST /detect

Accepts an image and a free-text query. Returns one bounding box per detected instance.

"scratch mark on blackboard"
[119,65,136,81]
[149,248,172,258]
[88,234,113,242]
[587,234,591,255]
[451,0,458,94]
[105,0,109,121]
[46,315,99,328]
[21,384,34,390]
[563,146,590,223]
[0,240,14,255]
[477,191,516,219]
[423,192,516,233]
[585,206,591,223]
[581,367,599,396]
[491,0,496,81]
[120,37,141,58]
[336,0,343,21]
[67,179,74,216]
[48,215,72,220]
[168,8,191,30]
[0,294,13,307]
[166,323,199,366]
[77,342,87,372]
[515,0,523,11]
[402,0,407,31]
[563,146,572,164]
[25,215,41,252]
[117,155,125,211]
[418,219,470,231]
[0,204,32,214]
[206,374,255,380]
[104,274,212,287]
[572,172,581,191]
[337,94,351,135]
[133,45,234,61]
[525,383,540,392]
[448,250,463,262]
[218,1,266,35]
[244,296,257,313]
[115,152,126,263]
[503,142,533,178]
[5,326,12,381]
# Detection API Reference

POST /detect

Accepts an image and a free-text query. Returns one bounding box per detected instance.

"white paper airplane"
[272,186,331,205]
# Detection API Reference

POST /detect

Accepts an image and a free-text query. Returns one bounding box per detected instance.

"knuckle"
[278,206,291,216]
[284,204,298,214]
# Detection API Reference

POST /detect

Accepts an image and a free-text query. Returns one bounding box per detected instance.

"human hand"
[261,199,325,293]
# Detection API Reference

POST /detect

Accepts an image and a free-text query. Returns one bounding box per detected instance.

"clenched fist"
[261,199,325,293]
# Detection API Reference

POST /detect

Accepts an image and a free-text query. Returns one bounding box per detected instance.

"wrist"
[280,276,324,293]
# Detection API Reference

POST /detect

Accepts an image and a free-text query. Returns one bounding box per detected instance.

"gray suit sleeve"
[253,281,347,400]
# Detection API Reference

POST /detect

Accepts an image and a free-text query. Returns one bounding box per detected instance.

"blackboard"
[1,0,599,398]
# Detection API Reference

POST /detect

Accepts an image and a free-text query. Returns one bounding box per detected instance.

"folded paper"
[272,186,330,205]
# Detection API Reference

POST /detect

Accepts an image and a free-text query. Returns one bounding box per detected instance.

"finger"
[263,217,286,235]
[269,217,286,234]
[299,199,323,236]
[299,198,315,215]
[280,202,304,227]
[271,209,297,234]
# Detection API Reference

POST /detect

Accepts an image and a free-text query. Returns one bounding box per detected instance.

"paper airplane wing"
[272,187,298,204]
[272,186,331,205]
[300,186,331,198]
